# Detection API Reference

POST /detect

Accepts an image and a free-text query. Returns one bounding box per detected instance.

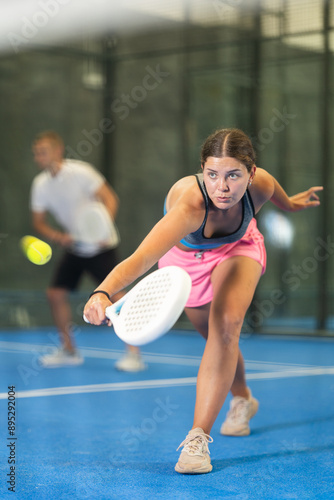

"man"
[30,130,145,371]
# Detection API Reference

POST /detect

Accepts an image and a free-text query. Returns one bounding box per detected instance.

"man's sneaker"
[39,347,84,368]
[175,427,213,474]
[220,388,259,436]
[115,351,147,372]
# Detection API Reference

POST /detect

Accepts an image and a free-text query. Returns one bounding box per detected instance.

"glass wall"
[0,0,333,333]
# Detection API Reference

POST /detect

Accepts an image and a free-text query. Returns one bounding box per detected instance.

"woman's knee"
[209,307,244,346]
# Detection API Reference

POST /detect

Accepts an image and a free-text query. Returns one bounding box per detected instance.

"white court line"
[1,340,333,401]
[0,340,321,370]
[247,367,334,379]
[0,341,202,365]
[0,366,333,400]
[0,378,198,399]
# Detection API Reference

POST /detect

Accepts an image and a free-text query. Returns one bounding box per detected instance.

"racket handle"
[83,291,125,325]
[105,294,126,321]
[82,313,110,325]
[83,307,118,324]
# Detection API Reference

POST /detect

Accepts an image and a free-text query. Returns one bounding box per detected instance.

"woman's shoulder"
[171,174,198,191]
[166,174,205,211]
[249,167,275,211]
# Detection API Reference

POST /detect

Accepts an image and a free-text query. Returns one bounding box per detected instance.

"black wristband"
[89,290,111,301]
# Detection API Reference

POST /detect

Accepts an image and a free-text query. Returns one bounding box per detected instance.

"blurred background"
[0,0,333,335]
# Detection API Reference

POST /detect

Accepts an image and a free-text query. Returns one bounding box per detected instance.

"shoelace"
[228,397,250,422]
[176,432,213,456]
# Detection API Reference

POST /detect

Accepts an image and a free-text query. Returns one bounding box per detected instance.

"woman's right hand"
[84,295,112,326]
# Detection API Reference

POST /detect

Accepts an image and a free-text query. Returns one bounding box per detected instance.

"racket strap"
[89,290,111,301]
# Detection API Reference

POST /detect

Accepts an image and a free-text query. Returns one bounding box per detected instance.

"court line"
[0,341,202,366]
[247,367,334,379]
[0,340,324,370]
[0,377,198,399]
[0,366,333,400]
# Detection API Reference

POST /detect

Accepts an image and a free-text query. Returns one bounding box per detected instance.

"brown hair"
[201,128,255,172]
[33,130,64,149]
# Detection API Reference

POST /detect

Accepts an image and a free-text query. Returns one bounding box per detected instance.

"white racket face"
[106,266,192,346]
[74,202,120,246]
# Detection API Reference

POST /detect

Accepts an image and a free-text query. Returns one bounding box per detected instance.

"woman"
[84,128,322,474]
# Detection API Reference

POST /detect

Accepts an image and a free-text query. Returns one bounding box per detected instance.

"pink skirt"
[158,218,266,307]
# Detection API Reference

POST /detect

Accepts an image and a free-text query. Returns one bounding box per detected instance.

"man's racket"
[73,201,120,248]
[84,266,192,346]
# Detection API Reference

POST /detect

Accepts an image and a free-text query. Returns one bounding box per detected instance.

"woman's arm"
[250,168,323,213]
[271,178,323,212]
[84,184,204,325]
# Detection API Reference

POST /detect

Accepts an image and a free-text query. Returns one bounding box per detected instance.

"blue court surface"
[0,327,333,499]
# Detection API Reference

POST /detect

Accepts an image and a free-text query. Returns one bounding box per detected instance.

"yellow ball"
[21,236,52,265]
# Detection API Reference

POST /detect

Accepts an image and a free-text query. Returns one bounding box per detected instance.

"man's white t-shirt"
[30,160,116,257]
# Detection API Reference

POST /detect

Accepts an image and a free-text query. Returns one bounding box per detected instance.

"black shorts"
[50,248,119,291]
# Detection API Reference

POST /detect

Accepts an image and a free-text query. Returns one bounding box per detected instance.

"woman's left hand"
[289,186,323,211]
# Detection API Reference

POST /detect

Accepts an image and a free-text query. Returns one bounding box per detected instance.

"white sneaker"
[39,347,84,368]
[175,428,213,474]
[115,351,147,372]
[220,388,259,436]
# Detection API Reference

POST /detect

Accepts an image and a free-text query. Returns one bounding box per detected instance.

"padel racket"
[84,266,192,346]
[73,201,120,248]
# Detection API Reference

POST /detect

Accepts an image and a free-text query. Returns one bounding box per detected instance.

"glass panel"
[0,0,333,333]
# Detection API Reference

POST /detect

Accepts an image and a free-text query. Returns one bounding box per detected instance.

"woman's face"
[202,156,254,210]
